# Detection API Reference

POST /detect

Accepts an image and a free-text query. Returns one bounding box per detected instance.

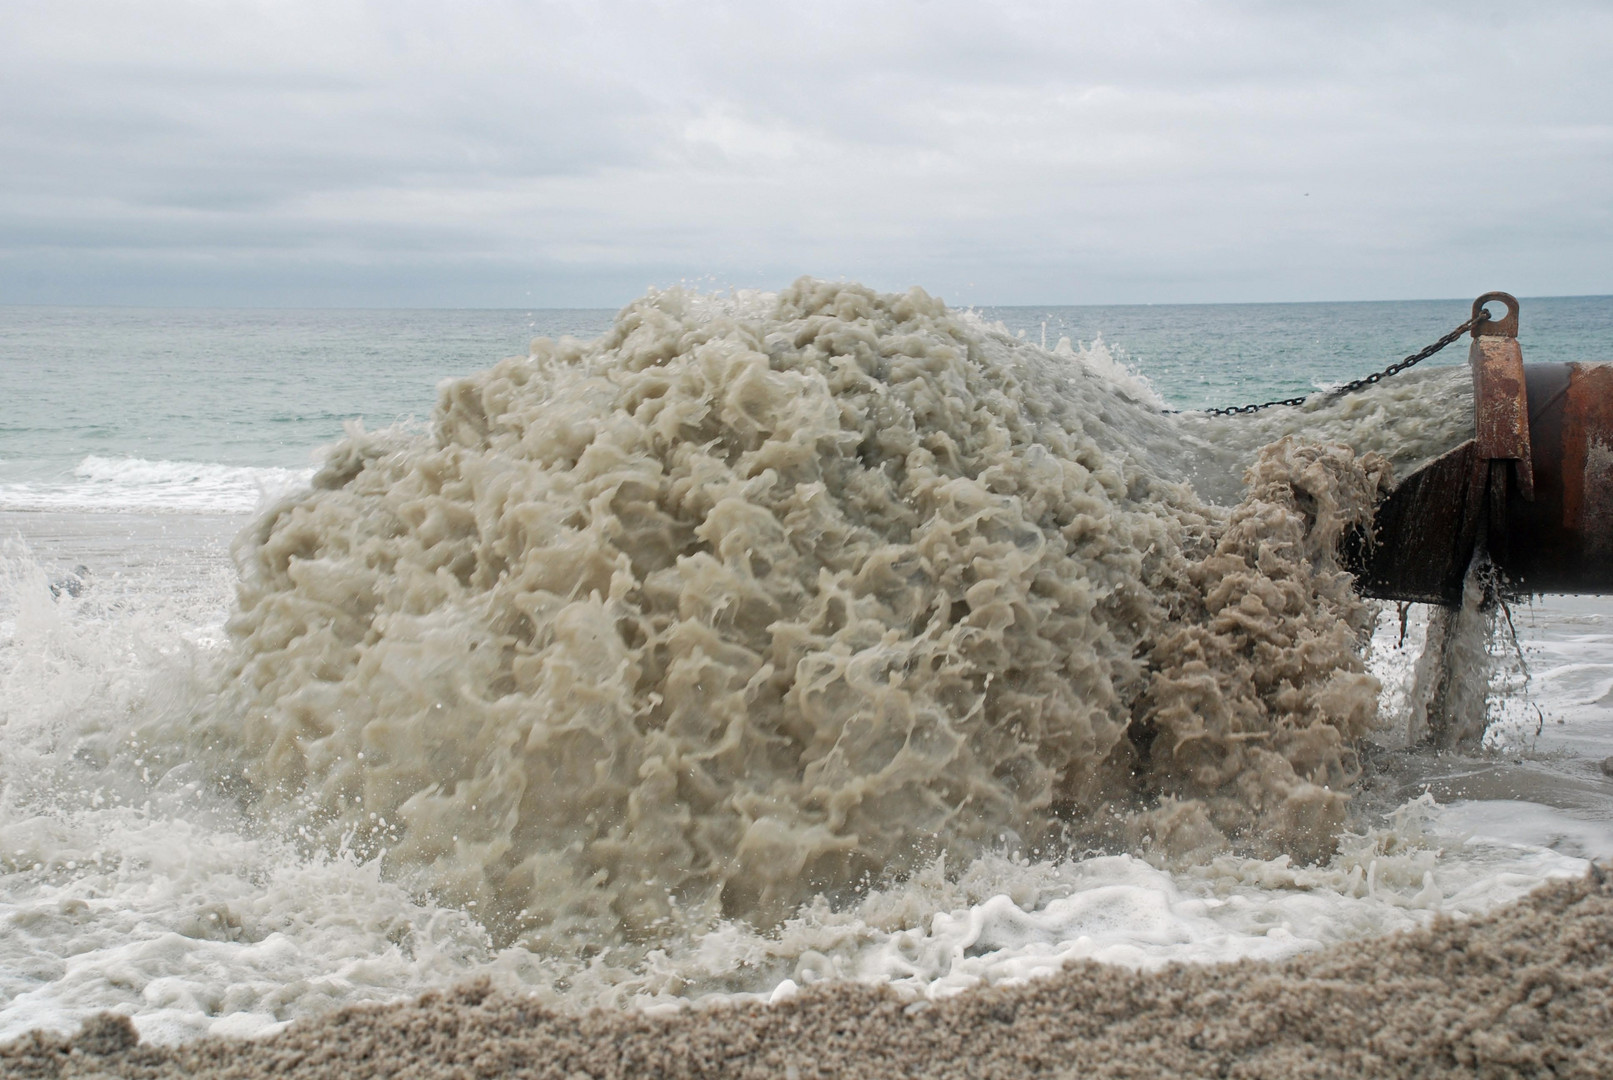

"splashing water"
[2,281,1601,1045]
[167,280,1401,947]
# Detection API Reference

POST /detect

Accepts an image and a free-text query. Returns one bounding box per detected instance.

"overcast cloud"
[3,0,1610,307]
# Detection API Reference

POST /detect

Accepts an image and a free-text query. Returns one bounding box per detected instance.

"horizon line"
[4,291,1611,314]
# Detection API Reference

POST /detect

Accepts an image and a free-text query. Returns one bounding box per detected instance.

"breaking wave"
[0,457,312,514]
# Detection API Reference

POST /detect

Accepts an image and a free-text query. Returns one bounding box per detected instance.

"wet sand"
[8,866,1610,1080]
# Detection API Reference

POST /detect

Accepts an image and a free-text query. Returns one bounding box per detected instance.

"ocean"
[1,286,1610,1046]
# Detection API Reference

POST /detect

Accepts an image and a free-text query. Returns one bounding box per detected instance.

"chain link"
[1181,311,1490,417]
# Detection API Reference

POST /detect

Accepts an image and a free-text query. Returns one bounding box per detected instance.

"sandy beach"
[7,865,1609,1079]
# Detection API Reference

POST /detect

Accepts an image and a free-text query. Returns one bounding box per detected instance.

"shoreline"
[9,866,1610,1080]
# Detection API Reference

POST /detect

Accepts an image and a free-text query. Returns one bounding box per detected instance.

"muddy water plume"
[183,281,1396,948]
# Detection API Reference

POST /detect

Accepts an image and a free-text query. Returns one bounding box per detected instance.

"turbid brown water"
[8,865,1609,1079]
[183,281,1411,952]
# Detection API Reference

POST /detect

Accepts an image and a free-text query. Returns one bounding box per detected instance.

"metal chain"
[1184,311,1490,417]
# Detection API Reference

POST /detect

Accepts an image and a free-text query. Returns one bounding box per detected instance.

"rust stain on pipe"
[1469,292,1534,502]
[1470,335,1534,500]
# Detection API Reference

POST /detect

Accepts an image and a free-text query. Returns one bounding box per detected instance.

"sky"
[2,0,1611,309]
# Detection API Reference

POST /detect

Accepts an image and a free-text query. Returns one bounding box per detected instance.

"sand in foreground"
[7,868,1611,1080]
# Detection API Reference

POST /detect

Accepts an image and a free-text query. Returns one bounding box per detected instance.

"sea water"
[1,288,1610,1045]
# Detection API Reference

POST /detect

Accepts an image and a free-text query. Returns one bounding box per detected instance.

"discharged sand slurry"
[183,282,1405,954]
[8,866,1611,1080]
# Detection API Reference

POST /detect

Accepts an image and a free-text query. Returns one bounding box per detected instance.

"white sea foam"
[0,456,312,514]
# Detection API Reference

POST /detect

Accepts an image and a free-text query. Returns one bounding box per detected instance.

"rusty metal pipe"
[1499,362,1613,594]
[1350,293,1613,603]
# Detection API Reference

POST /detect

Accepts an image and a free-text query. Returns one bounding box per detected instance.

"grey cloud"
[1,0,1609,306]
